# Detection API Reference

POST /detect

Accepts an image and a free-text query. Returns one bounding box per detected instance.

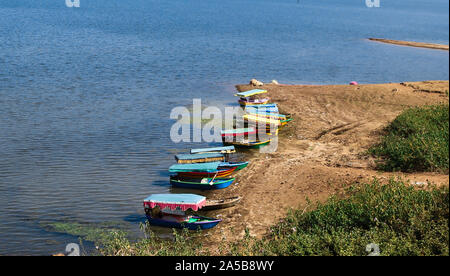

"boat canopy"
[245,110,286,119]
[175,153,224,161]
[169,162,222,173]
[220,127,256,136]
[190,145,235,154]
[235,89,267,97]
[143,194,206,211]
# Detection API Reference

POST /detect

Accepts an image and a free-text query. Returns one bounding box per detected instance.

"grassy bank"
[99,179,449,256]
[370,104,449,173]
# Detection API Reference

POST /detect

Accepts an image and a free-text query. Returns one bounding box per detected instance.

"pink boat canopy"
[143,194,207,211]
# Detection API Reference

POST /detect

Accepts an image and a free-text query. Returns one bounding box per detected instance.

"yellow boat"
[243,114,284,127]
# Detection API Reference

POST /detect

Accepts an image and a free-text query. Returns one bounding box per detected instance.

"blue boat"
[175,152,225,164]
[190,146,236,154]
[218,161,249,171]
[170,177,235,190]
[143,194,221,230]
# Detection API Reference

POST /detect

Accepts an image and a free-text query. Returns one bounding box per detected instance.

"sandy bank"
[369,38,449,51]
[202,80,449,252]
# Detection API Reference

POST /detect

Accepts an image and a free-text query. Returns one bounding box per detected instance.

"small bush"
[369,105,449,173]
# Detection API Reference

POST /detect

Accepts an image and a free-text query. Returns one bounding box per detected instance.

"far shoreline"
[368,38,449,51]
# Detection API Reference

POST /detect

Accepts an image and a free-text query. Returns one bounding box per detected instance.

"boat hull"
[175,167,236,178]
[224,139,271,148]
[238,98,270,106]
[218,161,249,171]
[203,196,242,211]
[146,215,221,230]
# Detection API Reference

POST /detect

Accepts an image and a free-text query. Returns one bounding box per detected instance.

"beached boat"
[238,97,270,106]
[203,196,242,211]
[223,139,272,148]
[243,114,283,127]
[218,161,249,171]
[143,194,221,230]
[175,167,236,178]
[244,111,293,121]
[245,104,279,114]
[234,89,267,98]
[220,127,257,137]
[169,162,236,178]
[170,177,235,190]
[175,153,225,164]
[190,145,236,154]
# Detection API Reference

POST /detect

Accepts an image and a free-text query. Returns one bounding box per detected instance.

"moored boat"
[220,127,257,137]
[169,162,237,178]
[234,89,267,98]
[190,145,236,154]
[175,153,225,164]
[203,196,242,211]
[170,177,235,190]
[223,139,272,148]
[175,167,236,178]
[218,161,249,171]
[238,97,270,106]
[143,194,221,230]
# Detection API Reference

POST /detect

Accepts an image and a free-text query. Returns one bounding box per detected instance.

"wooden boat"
[143,194,221,230]
[170,162,237,178]
[243,114,283,127]
[203,196,242,211]
[221,127,257,137]
[224,139,272,148]
[170,177,235,190]
[145,215,221,230]
[234,89,267,98]
[175,153,225,164]
[190,146,236,154]
[218,161,249,171]
[244,111,293,121]
[238,97,270,106]
[175,167,236,178]
[245,104,279,114]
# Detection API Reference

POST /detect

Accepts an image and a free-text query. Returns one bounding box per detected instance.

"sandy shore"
[202,80,449,252]
[369,38,449,51]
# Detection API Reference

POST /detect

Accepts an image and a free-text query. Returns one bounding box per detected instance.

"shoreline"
[203,80,449,252]
[368,38,449,51]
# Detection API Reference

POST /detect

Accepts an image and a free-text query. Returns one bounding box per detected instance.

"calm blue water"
[0,0,448,255]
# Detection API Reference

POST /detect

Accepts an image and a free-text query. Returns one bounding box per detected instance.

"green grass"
[99,179,449,256]
[246,179,449,256]
[100,226,207,256]
[369,104,449,173]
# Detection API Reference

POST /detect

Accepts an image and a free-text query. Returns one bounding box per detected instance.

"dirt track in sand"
[202,81,449,251]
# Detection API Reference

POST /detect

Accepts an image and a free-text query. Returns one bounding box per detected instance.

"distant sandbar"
[369,38,449,51]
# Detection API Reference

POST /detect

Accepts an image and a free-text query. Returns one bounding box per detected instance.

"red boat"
[175,167,236,179]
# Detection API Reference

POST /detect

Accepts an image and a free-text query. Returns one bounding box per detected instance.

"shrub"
[369,105,449,173]
[252,179,449,256]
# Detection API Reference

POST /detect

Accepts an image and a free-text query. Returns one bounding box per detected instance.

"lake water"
[0,0,448,255]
